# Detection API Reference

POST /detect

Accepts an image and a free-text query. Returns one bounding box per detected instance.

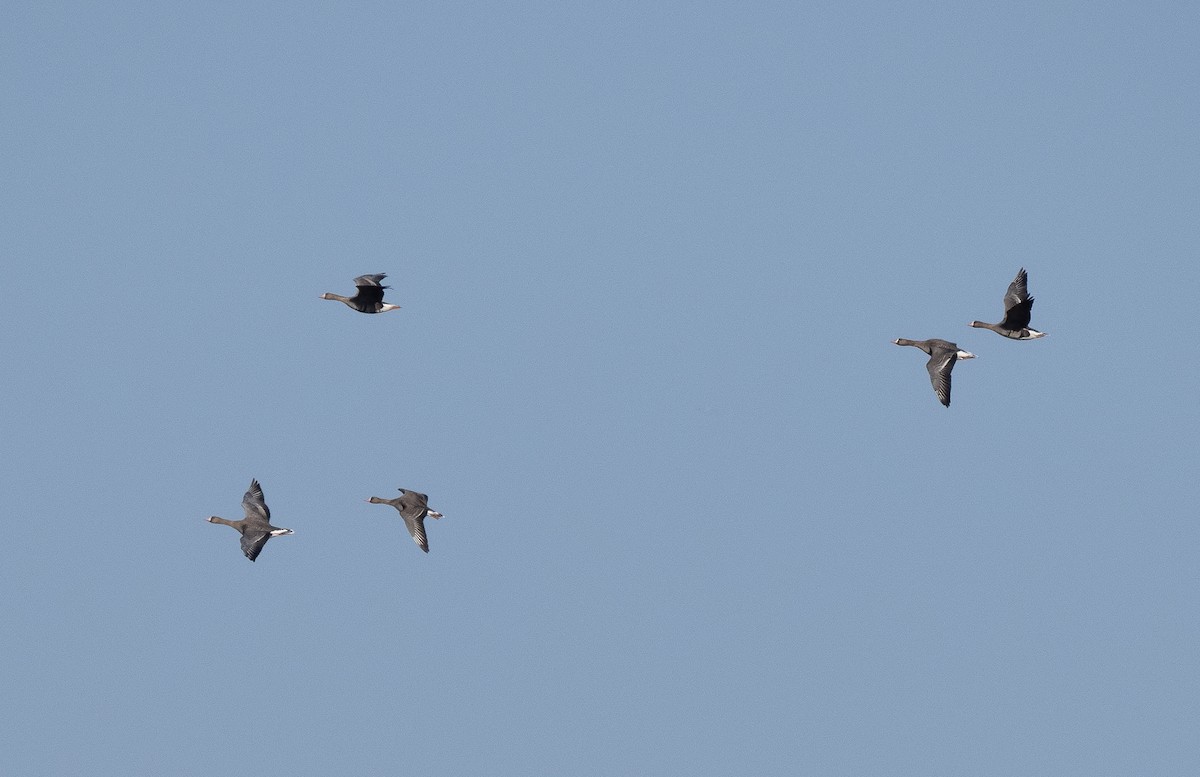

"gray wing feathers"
[242,479,270,521]
[926,352,956,407]
[1004,268,1030,310]
[401,513,430,553]
[395,491,432,552]
[241,531,270,562]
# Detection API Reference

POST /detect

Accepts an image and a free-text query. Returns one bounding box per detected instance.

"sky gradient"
[2,2,1198,775]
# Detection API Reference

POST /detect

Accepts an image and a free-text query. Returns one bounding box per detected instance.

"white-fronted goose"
[207,479,294,562]
[320,274,401,314]
[969,268,1046,339]
[366,488,443,553]
[893,338,976,407]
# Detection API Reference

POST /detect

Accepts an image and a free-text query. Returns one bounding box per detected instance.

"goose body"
[893,338,975,407]
[969,268,1046,339]
[207,479,293,561]
[367,488,443,553]
[320,274,401,314]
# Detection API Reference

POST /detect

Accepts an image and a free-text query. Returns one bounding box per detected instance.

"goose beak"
[428,510,443,520]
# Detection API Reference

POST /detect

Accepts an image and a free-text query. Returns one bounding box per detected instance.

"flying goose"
[207,479,294,562]
[893,338,976,407]
[320,274,401,314]
[366,488,443,553]
[969,268,1046,339]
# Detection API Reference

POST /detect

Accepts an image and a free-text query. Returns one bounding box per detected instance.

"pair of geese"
[894,268,1046,407]
[208,481,442,561]
[209,274,429,561]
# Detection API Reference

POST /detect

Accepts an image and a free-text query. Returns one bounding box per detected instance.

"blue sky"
[2,2,1198,774]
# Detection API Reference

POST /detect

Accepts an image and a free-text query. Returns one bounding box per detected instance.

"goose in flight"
[207,479,294,562]
[320,274,401,314]
[367,488,443,553]
[893,338,976,407]
[969,268,1046,339]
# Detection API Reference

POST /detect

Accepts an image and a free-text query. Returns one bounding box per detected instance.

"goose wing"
[400,511,429,553]
[1003,268,1031,308]
[998,268,1035,330]
[925,349,957,407]
[242,479,270,521]
[999,298,1034,331]
[396,491,431,552]
[352,274,387,306]
[240,530,271,562]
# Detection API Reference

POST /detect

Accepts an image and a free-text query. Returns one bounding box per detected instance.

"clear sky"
[2,2,1198,775]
